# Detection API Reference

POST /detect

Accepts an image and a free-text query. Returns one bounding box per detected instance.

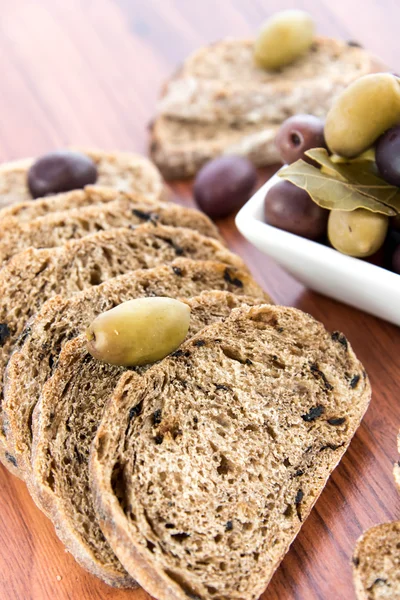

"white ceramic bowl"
[236,172,400,327]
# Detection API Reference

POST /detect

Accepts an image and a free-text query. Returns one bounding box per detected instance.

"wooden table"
[0,1,399,599]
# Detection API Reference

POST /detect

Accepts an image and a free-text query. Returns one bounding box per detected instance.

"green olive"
[325,74,400,158]
[330,148,376,164]
[328,209,388,258]
[86,297,190,367]
[254,10,315,70]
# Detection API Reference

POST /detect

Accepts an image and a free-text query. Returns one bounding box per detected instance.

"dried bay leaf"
[278,149,400,215]
[306,149,382,185]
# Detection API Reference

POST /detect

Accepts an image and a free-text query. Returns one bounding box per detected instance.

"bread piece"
[0,196,223,264]
[150,37,383,178]
[151,118,280,179]
[4,258,268,477]
[353,521,400,600]
[179,37,376,83]
[0,185,164,225]
[90,305,370,600]
[0,149,164,209]
[30,292,263,587]
[394,431,400,492]
[0,225,245,477]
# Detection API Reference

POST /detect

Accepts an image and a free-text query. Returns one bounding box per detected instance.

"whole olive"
[194,155,257,219]
[392,244,400,274]
[275,115,326,164]
[376,126,400,186]
[391,215,400,231]
[264,180,328,240]
[324,74,400,158]
[383,228,400,270]
[28,150,98,198]
[86,297,191,367]
[328,209,389,257]
[254,10,315,70]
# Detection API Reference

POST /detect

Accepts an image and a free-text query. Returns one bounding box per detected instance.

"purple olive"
[194,155,257,219]
[392,244,400,274]
[28,150,97,198]
[391,215,400,231]
[275,114,327,164]
[264,180,328,240]
[376,126,400,186]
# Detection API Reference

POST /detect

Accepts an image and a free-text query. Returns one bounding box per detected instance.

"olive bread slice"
[0,185,164,225]
[352,521,400,600]
[150,37,383,178]
[0,225,246,477]
[4,258,268,478]
[90,304,370,600]
[394,432,400,492]
[0,196,223,265]
[0,149,164,209]
[30,292,263,587]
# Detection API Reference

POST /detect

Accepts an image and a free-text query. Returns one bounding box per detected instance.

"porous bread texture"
[0,196,223,265]
[30,292,263,588]
[150,37,383,178]
[0,224,245,476]
[4,258,268,478]
[179,37,375,83]
[151,119,280,179]
[353,521,400,600]
[0,185,161,225]
[90,304,370,600]
[0,149,164,209]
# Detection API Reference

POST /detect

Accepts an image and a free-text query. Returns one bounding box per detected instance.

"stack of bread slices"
[0,149,372,599]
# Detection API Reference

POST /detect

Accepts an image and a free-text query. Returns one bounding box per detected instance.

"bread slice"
[0,149,164,209]
[151,119,281,179]
[352,432,400,599]
[150,37,382,178]
[0,225,245,477]
[352,521,400,600]
[394,431,400,492]
[0,196,223,264]
[0,185,164,225]
[90,304,370,600]
[30,292,263,587]
[4,258,268,478]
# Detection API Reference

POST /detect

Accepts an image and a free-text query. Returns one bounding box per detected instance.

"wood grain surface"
[0,1,399,599]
